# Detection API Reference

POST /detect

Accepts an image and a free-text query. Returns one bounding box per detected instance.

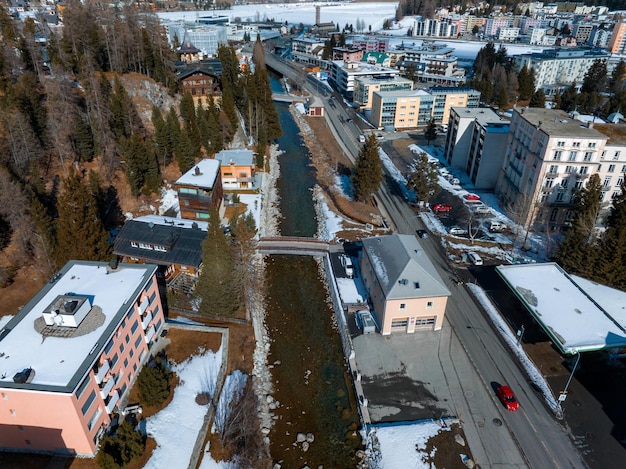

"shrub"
[96,421,145,468]
[137,356,172,407]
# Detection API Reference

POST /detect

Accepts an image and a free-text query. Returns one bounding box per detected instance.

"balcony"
[142,311,152,330]
[94,359,110,385]
[139,297,149,315]
[100,377,115,398]
[105,391,120,413]
[145,325,156,344]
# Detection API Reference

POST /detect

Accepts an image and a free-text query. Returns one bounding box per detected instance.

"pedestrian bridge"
[272,93,306,103]
[258,237,330,256]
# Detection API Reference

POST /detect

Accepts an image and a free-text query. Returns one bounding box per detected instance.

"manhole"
[493,418,503,426]
[464,391,474,398]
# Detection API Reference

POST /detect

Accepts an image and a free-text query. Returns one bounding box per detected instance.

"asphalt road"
[267,53,586,468]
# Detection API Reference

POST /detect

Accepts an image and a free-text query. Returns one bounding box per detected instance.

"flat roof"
[496,263,626,354]
[452,106,509,127]
[514,108,606,139]
[175,158,221,188]
[0,261,157,392]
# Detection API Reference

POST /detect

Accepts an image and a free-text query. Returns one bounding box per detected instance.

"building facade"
[353,75,414,110]
[330,60,400,98]
[495,108,608,230]
[0,261,164,456]
[215,149,256,190]
[360,235,450,335]
[515,48,610,96]
[444,107,510,189]
[609,22,626,54]
[370,86,480,130]
[175,158,223,221]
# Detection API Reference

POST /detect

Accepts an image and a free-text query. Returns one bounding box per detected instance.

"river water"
[264,81,362,467]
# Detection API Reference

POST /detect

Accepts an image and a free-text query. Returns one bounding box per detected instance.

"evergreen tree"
[517,65,535,100]
[530,89,546,108]
[594,182,626,288]
[54,170,111,266]
[195,206,241,318]
[137,356,172,406]
[610,59,626,94]
[73,112,96,162]
[581,59,608,94]
[152,105,171,166]
[553,92,562,110]
[424,118,438,144]
[556,174,603,276]
[407,152,440,204]
[560,83,578,112]
[351,135,383,202]
[96,421,145,468]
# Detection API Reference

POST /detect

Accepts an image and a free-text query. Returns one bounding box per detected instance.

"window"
[556,192,564,202]
[580,166,589,175]
[601,151,607,160]
[135,336,142,348]
[129,349,134,358]
[76,377,90,399]
[415,318,435,326]
[10,409,16,416]
[125,334,130,344]
[568,151,577,161]
[575,180,583,190]
[427,301,433,309]
[391,319,408,328]
[124,358,129,368]
[399,303,406,310]
[553,150,562,161]
[604,177,612,187]
[561,179,569,188]
[88,408,102,431]
[557,141,565,147]
[1,393,6,400]
[82,390,96,415]
[149,291,157,304]
[623,165,626,173]
[131,320,139,334]
[614,151,621,160]
[550,208,558,222]
[609,164,616,173]
[584,152,593,161]
[104,339,114,355]
[120,343,124,354]
[549,165,558,174]
[544,179,554,188]
[617,177,624,186]
[588,142,596,148]
[572,141,580,148]
[110,353,119,367]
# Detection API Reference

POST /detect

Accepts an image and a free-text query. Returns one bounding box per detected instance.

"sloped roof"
[113,215,207,268]
[175,158,221,188]
[175,59,223,80]
[362,234,450,300]
[215,149,255,167]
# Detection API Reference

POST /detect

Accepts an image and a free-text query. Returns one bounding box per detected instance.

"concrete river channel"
[264,78,362,467]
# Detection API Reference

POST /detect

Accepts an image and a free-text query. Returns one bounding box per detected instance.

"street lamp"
[557,351,581,413]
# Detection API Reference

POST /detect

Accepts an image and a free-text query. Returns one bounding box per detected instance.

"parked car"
[340,254,354,278]
[473,204,491,214]
[464,193,481,201]
[450,178,461,185]
[376,133,384,140]
[467,251,483,266]
[489,221,507,232]
[432,203,452,212]
[416,229,428,238]
[496,385,519,411]
[448,226,467,236]
[358,134,366,143]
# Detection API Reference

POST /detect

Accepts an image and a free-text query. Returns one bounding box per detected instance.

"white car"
[448,226,467,236]
[467,252,483,265]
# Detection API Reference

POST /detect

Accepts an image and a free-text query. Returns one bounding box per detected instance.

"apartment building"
[498,27,520,42]
[175,158,223,221]
[444,107,510,189]
[370,87,480,130]
[484,17,513,37]
[330,60,400,98]
[609,22,626,54]
[412,17,459,38]
[353,75,413,110]
[514,48,610,96]
[0,261,164,456]
[593,124,626,209]
[397,44,465,85]
[291,36,326,66]
[495,108,608,230]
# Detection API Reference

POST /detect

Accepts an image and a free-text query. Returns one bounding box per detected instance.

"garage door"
[414,317,436,330]
[391,318,409,332]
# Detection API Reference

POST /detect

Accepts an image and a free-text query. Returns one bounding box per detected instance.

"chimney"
[315,5,321,25]
[194,166,201,176]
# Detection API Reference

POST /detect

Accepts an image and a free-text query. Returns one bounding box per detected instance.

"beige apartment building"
[370,86,480,130]
[353,75,413,111]
[495,108,626,231]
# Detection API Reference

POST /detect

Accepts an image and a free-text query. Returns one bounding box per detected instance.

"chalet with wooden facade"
[175,158,223,221]
[175,59,223,105]
[215,149,256,190]
[113,216,207,293]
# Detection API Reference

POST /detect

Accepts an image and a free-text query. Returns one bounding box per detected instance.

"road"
[267,53,586,468]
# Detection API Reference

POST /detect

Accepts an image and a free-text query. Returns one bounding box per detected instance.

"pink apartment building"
[0,260,165,456]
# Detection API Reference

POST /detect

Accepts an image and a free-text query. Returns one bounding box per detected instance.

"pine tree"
[610,59,626,94]
[195,207,241,318]
[74,112,96,162]
[407,152,440,204]
[556,174,603,276]
[517,65,535,100]
[424,118,438,144]
[351,135,383,202]
[530,89,546,108]
[594,182,626,288]
[54,170,111,266]
[581,59,608,94]
[560,83,578,112]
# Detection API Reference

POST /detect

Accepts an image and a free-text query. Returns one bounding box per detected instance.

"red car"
[496,385,520,411]
[432,203,452,212]
[464,193,481,201]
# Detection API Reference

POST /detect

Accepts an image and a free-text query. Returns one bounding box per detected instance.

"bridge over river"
[258,236,331,256]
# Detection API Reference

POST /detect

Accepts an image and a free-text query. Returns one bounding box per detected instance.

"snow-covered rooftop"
[215,149,254,167]
[0,261,156,391]
[497,263,626,354]
[175,158,221,188]
[135,215,208,231]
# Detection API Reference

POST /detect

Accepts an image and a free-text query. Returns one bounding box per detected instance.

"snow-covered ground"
[144,345,226,468]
